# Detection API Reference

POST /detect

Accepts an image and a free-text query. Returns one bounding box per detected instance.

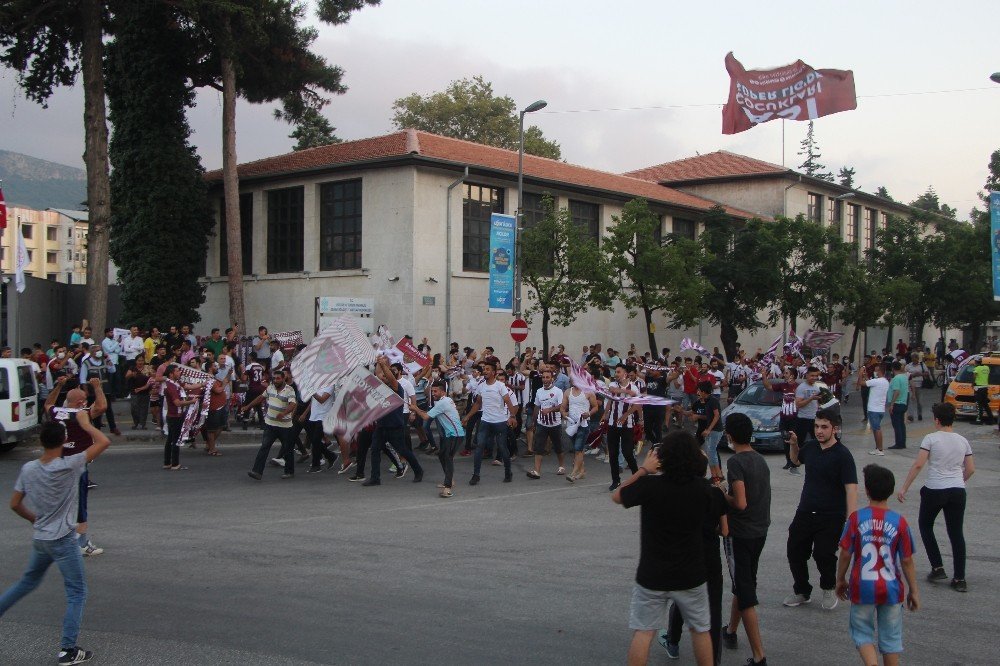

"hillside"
[0,150,87,210]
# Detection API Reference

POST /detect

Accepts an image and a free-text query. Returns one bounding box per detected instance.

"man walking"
[364,356,424,486]
[527,369,565,479]
[784,409,858,610]
[720,413,770,666]
[0,418,112,665]
[245,369,298,480]
[859,364,890,456]
[461,362,518,485]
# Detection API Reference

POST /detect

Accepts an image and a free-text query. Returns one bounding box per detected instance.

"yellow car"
[944,354,1000,419]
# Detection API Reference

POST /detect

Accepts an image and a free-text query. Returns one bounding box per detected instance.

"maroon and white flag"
[803,330,844,349]
[722,52,857,135]
[569,361,673,406]
[292,317,377,401]
[396,337,430,368]
[272,330,303,353]
[165,365,214,442]
[322,366,405,441]
[680,338,711,357]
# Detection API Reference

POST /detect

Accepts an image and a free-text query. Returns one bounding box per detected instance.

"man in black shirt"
[641,368,668,446]
[784,408,858,610]
[721,413,770,666]
[613,430,714,666]
[689,381,723,481]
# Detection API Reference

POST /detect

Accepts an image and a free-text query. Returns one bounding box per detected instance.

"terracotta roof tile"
[205,130,757,218]
[624,150,790,183]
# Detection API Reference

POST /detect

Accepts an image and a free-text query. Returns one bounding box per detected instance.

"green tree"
[106,2,213,327]
[797,121,833,181]
[697,207,780,359]
[909,186,957,219]
[0,0,112,332]
[520,198,605,357]
[837,258,884,361]
[391,75,561,159]
[182,0,378,331]
[769,215,845,334]
[595,199,706,353]
[874,186,893,201]
[838,166,856,188]
[868,215,932,350]
[275,100,342,150]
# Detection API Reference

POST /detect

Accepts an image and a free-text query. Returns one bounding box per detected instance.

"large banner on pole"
[991,192,1000,301]
[488,213,516,313]
[722,52,857,135]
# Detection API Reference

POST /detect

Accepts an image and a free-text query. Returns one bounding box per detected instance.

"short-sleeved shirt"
[797,441,858,516]
[398,376,416,414]
[309,386,337,423]
[534,385,564,427]
[839,506,915,605]
[771,381,799,422]
[692,396,721,436]
[795,382,821,419]
[264,384,297,428]
[920,431,973,489]
[478,380,513,424]
[726,450,772,538]
[246,363,268,393]
[164,380,184,418]
[619,474,708,591]
[253,336,272,360]
[889,373,909,405]
[14,453,88,540]
[865,377,889,413]
[426,397,465,437]
[204,337,224,358]
[49,406,94,456]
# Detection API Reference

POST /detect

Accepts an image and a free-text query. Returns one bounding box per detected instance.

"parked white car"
[0,358,41,452]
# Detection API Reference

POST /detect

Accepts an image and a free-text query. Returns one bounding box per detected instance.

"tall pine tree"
[797,121,834,182]
[106,2,213,328]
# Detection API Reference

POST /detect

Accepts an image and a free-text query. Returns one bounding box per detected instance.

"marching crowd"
[0,322,981,666]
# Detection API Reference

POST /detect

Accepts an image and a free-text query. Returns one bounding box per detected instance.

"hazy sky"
[2,0,998,217]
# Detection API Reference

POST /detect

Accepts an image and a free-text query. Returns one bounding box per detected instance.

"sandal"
[439,488,453,498]
[207,450,222,456]
[526,470,541,479]
[556,467,566,475]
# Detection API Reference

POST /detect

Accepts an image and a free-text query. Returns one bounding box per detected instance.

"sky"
[2,0,998,218]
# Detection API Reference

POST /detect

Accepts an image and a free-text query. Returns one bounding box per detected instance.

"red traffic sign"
[510,319,529,342]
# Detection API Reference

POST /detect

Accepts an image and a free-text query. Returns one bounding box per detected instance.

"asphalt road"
[0,388,997,665]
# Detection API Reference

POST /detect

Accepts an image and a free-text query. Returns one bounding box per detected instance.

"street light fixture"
[990,72,1000,84]
[513,99,547,358]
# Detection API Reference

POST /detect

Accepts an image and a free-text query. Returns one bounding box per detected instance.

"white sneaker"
[595,453,606,462]
[869,449,885,456]
[81,541,104,557]
[269,457,284,467]
[585,448,599,456]
[782,592,810,607]
[821,589,839,610]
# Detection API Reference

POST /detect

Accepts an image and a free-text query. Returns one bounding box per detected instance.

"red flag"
[0,185,7,230]
[722,52,857,135]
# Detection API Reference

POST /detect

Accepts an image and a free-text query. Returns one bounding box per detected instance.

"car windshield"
[955,364,1000,384]
[736,383,782,406]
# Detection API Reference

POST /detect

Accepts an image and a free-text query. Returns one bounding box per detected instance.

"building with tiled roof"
[198,130,756,352]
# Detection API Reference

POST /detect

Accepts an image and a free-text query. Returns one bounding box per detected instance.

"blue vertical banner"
[488,213,516,313]
[992,192,1000,302]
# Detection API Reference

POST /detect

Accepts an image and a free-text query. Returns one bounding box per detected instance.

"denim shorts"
[867,411,884,432]
[629,582,710,633]
[702,431,722,467]
[849,603,903,654]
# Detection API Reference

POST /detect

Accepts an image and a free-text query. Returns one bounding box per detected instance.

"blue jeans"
[474,420,510,476]
[571,423,592,452]
[0,532,87,649]
[890,403,907,448]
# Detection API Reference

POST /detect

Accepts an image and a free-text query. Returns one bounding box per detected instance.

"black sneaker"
[395,463,408,479]
[927,567,948,582]
[362,479,381,486]
[470,474,480,486]
[503,472,512,483]
[951,578,968,592]
[247,471,262,481]
[745,658,767,666]
[722,625,738,650]
[59,647,94,665]
[348,474,365,482]
[412,473,423,483]
[306,466,323,474]
[609,481,621,492]
[87,481,98,489]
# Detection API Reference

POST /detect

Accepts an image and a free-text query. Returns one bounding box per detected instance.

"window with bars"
[569,200,599,243]
[846,204,860,245]
[828,199,842,236]
[807,193,823,223]
[319,179,362,270]
[267,187,304,273]
[463,183,504,272]
[219,193,254,276]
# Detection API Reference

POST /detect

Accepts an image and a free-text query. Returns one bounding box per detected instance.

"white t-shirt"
[398,376,416,414]
[270,349,285,370]
[920,431,973,489]
[534,385,564,427]
[309,386,337,422]
[478,380,512,423]
[865,377,890,413]
[708,370,724,396]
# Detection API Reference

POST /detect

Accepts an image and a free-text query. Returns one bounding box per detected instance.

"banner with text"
[722,52,857,135]
[396,337,430,368]
[992,192,1000,301]
[322,366,405,441]
[488,213,516,313]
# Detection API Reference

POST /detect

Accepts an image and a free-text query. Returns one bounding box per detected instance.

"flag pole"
[781,120,785,166]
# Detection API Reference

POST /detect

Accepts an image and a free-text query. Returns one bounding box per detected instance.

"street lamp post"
[513,99,547,359]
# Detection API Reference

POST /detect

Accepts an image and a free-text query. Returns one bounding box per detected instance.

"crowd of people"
[0,321,983,666]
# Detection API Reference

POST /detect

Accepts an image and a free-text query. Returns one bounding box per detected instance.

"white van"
[0,358,41,452]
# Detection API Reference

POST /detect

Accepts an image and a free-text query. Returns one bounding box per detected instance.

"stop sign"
[510,318,529,342]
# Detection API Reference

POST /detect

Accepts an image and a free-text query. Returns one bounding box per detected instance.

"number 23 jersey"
[839,506,915,605]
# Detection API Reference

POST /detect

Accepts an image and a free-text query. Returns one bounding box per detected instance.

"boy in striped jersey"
[836,465,919,666]
[601,365,641,492]
[527,370,565,479]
